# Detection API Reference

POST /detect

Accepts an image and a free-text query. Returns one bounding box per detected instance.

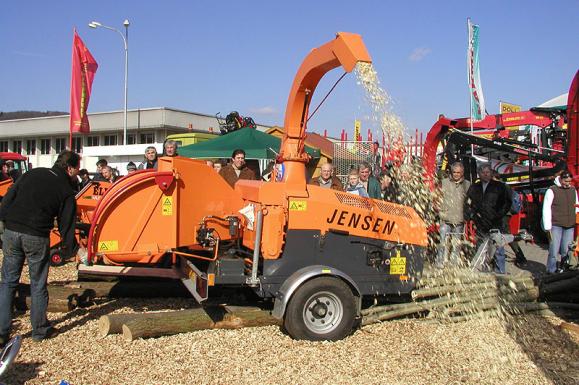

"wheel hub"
[302,291,343,334]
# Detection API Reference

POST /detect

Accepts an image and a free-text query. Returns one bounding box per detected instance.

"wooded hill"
[0,111,67,120]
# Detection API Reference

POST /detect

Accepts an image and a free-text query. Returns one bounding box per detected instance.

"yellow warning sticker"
[289,200,307,211]
[390,255,407,275]
[162,196,173,216]
[98,240,119,252]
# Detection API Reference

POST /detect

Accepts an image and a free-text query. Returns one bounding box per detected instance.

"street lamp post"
[89,19,130,145]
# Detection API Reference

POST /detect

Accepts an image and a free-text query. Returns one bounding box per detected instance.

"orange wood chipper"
[79,32,428,340]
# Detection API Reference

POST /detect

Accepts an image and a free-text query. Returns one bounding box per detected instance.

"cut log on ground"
[540,275,579,296]
[122,309,215,341]
[559,321,579,334]
[215,306,280,329]
[99,306,280,340]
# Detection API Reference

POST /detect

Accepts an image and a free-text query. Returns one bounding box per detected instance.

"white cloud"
[408,47,432,62]
[249,106,277,115]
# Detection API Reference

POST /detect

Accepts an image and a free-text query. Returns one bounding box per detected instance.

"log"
[540,270,579,284]
[214,306,280,329]
[541,291,579,303]
[411,278,535,300]
[15,285,85,313]
[418,273,534,290]
[361,287,539,326]
[66,280,190,298]
[121,309,215,341]
[540,275,579,296]
[560,321,579,334]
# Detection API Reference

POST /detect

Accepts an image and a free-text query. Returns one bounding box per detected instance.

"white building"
[0,107,271,174]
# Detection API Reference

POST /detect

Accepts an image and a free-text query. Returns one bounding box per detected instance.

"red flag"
[69,30,98,134]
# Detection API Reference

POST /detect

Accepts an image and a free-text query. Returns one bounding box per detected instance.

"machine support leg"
[247,207,263,286]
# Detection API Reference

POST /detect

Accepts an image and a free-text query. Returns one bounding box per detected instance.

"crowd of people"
[1,140,577,348]
[436,162,578,275]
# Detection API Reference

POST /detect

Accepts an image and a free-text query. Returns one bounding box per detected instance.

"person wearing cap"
[0,161,11,182]
[93,159,108,182]
[5,160,21,182]
[542,170,579,273]
[126,162,137,175]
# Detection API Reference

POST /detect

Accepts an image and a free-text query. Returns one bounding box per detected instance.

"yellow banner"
[500,101,521,114]
[354,120,361,141]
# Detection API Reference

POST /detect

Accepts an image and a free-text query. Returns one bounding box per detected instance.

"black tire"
[283,276,356,341]
[49,248,65,267]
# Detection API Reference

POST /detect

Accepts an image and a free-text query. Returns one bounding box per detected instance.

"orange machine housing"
[86,32,427,267]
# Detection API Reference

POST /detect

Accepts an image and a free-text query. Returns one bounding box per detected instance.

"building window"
[26,140,36,155]
[0,141,7,152]
[127,133,137,145]
[104,135,118,146]
[40,139,51,155]
[12,140,22,154]
[72,137,82,153]
[140,133,154,144]
[55,138,66,154]
[87,136,99,147]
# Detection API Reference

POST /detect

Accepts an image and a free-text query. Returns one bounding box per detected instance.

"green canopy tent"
[179,128,321,159]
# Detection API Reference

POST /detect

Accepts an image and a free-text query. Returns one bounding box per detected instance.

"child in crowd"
[345,169,369,198]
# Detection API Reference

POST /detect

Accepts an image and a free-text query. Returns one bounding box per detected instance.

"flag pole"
[467,18,475,157]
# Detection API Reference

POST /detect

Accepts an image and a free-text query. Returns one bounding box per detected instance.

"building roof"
[0,107,272,138]
[266,126,335,158]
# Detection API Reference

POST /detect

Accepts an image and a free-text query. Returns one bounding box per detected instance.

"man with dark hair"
[0,150,83,346]
[465,163,512,273]
[78,168,91,190]
[358,161,382,199]
[219,149,256,188]
[138,146,158,170]
[543,170,578,273]
[93,158,108,182]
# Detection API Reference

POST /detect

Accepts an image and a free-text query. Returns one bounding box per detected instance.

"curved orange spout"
[278,32,372,188]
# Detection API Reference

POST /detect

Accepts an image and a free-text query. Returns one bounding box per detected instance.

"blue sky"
[1,0,577,139]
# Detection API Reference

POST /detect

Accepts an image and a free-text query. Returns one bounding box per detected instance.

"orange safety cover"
[288,186,428,247]
[87,157,245,264]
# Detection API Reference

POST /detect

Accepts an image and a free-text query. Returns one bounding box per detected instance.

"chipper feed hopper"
[82,32,428,340]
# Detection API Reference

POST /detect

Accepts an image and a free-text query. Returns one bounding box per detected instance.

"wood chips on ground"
[1,254,579,385]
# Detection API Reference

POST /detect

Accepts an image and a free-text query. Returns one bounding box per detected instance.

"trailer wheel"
[49,248,65,267]
[284,276,356,341]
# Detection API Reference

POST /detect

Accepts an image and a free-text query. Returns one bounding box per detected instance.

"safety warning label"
[162,196,173,216]
[390,250,407,275]
[289,200,307,211]
[98,240,119,252]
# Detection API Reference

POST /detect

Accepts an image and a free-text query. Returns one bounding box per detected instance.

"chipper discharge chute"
[84,32,428,341]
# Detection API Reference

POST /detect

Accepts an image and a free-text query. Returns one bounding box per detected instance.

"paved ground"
[506,241,550,277]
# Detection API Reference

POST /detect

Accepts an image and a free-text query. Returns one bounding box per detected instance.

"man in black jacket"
[465,163,512,273]
[0,150,81,346]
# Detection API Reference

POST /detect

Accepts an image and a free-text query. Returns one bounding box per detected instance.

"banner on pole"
[354,120,361,141]
[70,30,98,134]
[467,18,486,122]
